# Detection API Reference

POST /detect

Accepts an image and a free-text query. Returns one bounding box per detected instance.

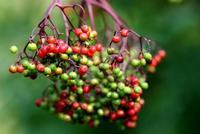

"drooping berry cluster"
[9,0,166,130]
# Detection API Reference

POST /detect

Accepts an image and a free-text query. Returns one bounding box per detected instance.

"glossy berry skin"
[17,65,24,73]
[83,85,90,93]
[79,33,88,41]
[27,43,37,51]
[112,36,121,43]
[72,102,79,109]
[95,43,103,51]
[59,44,68,53]
[72,46,80,54]
[36,64,45,72]
[81,47,89,55]
[47,36,56,44]
[116,56,124,63]
[9,65,17,73]
[78,65,89,76]
[74,28,83,36]
[158,50,166,58]
[10,45,18,54]
[35,99,43,107]
[120,29,129,37]
[81,25,89,33]
[89,46,96,54]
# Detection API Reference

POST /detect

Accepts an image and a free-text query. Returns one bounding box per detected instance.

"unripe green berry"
[28,63,36,70]
[69,72,77,79]
[10,45,18,54]
[44,67,51,75]
[21,59,29,68]
[118,82,125,90]
[113,67,121,75]
[27,43,37,51]
[112,99,121,105]
[103,63,110,70]
[110,82,117,90]
[50,64,56,71]
[124,86,132,94]
[112,92,119,99]
[60,54,68,60]
[102,88,109,94]
[131,59,140,67]
[140,58,146,66]
[72,54,79,62]
[61,73,69,81]
[107,75,114,82]
[87,60,93,67]
[91,78,99,85]
[140,82,149,90]
[144,52,152,61]
[80,56,88,65]
[66,47,72,54]
[134,86,142,94]
[77,87,83,94]
[77,80,84,87]
[97,109,104,116]
[87,104,94,113]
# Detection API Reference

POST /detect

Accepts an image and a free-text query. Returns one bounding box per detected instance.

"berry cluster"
[8,0,166,130]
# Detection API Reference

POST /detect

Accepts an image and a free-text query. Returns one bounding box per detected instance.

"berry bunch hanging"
[9,0,166,129]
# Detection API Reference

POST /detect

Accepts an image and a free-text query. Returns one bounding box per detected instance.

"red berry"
[116,56,124,63]
[17,65,24,73]
[60,91,68,100]
[81,25,89,33]
[87,51,94,57]
[120,29,129,37]
[128,109,136,116]
[112,36,121,43]
[59,44,68,53]
[110,112,117,121]
[89,46,96,54]
[130,115,138,121]
[154,55,162,63]
[124,121,136,128]
[56,39,65,45]
[72,46,80,54]
[130,92,140,99]
[83,85,90,93]
[38,50,46,58]
[81,103,88,110]
[47,36,56,44]
[150,59,158,67]
[117,109,125,118]
[79,33,88,41]
[70,85,77,92]
[158,50,166,58]
[78,65,88,76]
[74,28,83,36]
[36,64,45,72]
[130,77,139,86]
[128,101,135,108]
[81,47,89,55]
[48,44,57,53]
[35,99,43,107]
[95,43,103,51]
[55,100,66,112]
[121,99,126,106]
[72,102,80,109]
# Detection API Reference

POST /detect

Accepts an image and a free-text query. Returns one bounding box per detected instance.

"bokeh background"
[1,0,200,134]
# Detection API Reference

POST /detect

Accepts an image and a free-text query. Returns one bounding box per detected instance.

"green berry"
[144,52,152,61]
[124,86,131,94]
[10,45,18,54]
[140,82,149,90]
[110,82,117,90]
[90,78,99,85]
[97,109,104,116]
[77,87,83,94]
[61,73,69,81]
[66,47,72,54]
[131,59,140,67]
[87,60,93,67]
[21,59,29,68]
[44,67,51,75]
[80,56,88,65]
[102,88,109,94]
[77,80,84,87]
[87,104,94,113]
[72,54,79,62]
[60,54,68,60]
[27,43,37,51]
[50,64,56,71]
[28,63,36,70]
[134,86,142,94]
[113,67,121,75]
[118,82,125,90]
[140,58,146,66]
[69,72,77,79]
[112,92,119,99]
[107,75,114,82]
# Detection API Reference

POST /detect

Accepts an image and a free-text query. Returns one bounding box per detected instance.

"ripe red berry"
[158,50,166,58]
[59,44,68,53]
[89,46,96,54]
[124,121,136,128]
[112,36,121,43]
[120,29,129,37]
[38,50,46,58]
[70,85,77,92]
[35,99,43,107]
[72,102,80,109]
[83,85,90,93]
[130,77,139,86]
[47,36,56,44]
[87,51,94,57]
[117,109,125,118]
[80,47,89,55]
[116,56,124,63]
[128,101,135,108]
[78,65,89,76]
[60,91,68,100]
[128,109,136,116]
[110,112,117,121]
[81,25,89,33]
[130,92,140,99]
[36,63,45,72]
[95,43,103,51]
[120,99,126,106]
[150,59,158,67]
[154,55,162,63]
[55,100,66,112]
[81,103,88,110]
[48,43,57,53]
[17,65,24,73]
[56,39,65,45]
[72,46,80,54]
[74,28,83,36]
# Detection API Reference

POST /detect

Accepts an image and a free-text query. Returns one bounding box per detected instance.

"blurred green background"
[1,0,200,134]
